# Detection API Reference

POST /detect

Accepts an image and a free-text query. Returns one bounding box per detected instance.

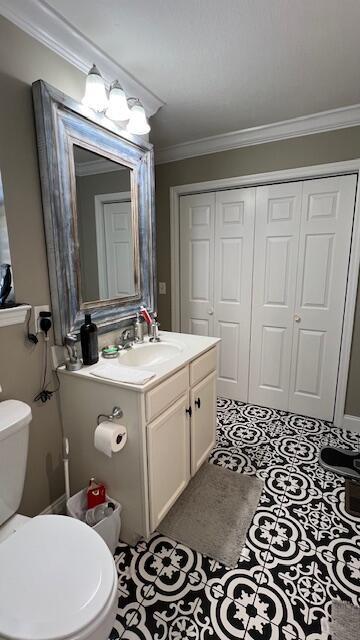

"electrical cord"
[25,306,38,344]
[33,335,61,403]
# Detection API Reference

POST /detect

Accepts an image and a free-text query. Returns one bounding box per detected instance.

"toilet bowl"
[0,400,118,640]
[0,515,118,640]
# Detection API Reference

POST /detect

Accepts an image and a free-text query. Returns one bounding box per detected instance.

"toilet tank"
[0,400,31,526]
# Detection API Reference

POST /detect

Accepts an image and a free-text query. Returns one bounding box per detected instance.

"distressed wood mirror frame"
[32,80,156,345]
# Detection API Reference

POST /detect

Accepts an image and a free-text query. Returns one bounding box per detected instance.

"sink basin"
[119,342,182,367]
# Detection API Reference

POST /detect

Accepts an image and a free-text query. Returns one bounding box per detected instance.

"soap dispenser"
[80,313,99,365]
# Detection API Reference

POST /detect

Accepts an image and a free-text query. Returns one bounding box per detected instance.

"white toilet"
[0,400,118,640]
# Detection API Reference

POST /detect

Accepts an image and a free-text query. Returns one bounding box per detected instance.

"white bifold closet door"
[180,189,255,400]
[249,182,303,411]
[180,193,215,338]
[249,175,357,420]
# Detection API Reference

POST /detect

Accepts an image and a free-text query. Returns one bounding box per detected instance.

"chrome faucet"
[116,327,134,350]
[64,333,82,370]
[134,311,144,343]
[149,313,160,342]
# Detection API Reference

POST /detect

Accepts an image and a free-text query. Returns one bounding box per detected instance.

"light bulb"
[126,100,150,135]
[106,81,130,121]
[82,64,108,112]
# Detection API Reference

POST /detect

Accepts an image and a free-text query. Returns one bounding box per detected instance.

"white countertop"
[58,331,220,392]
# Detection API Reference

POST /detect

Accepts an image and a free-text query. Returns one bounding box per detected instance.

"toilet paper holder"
[97,406,123,425]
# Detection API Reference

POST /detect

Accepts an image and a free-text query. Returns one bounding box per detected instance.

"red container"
[87,477,106,509]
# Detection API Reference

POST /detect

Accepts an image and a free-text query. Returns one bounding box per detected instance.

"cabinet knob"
[294,315,301,323]
[208,308,214,315]
[185,406,192,418]
[195,397,201,409]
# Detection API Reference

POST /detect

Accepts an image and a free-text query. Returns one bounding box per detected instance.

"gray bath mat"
[330,601,360,640]
[158,463,263,567]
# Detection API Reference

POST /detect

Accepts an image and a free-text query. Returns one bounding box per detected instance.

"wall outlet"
[159,281,167,295]
[34,305,50,333]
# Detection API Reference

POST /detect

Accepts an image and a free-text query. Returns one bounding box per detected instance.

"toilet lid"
[0,515,116,640]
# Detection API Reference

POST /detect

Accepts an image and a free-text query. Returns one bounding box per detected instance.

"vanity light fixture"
[126,98,151,135]
[82,64,108,112]
[82,65,151,133]
[106,81,131,121]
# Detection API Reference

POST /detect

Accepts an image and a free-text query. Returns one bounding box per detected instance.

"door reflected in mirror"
[74,145,138,305]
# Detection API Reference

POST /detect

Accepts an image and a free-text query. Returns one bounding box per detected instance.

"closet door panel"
[190,319,211,336]
[214,188,255,400]
[292,329,325,397]
[180,193,215,336]
[217,321,239,382]
[249,183,302,410]
[289,175,357,419]
[259,326,286,389]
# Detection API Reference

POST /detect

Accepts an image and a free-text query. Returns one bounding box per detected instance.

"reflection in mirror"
[73,146,136,305]
[0,171,15,306]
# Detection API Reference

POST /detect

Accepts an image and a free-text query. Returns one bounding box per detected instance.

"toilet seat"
[0,515,117,640]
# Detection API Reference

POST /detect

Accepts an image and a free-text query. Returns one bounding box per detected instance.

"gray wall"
[155,128,360,416]
[0,16,85,515]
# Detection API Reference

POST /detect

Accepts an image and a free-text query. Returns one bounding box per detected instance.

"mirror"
[32,80,156,344]
[0,171,15,305]
[73,146,137,305]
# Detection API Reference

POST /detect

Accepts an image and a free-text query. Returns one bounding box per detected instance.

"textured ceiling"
[46,0,360,148]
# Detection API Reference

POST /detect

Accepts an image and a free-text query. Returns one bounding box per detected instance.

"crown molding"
[156,103,360,164]
[75,158,126,177]
[0,0,164,117]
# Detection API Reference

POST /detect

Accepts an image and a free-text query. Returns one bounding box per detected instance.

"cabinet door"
[190,371,217,475]
[147,393,190,531]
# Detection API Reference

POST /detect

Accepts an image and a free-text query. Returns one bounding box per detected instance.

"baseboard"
[40,493,66,515]
[343,414,360,434]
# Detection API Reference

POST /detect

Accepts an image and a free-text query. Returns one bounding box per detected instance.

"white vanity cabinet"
[147,393,190,530]
[190,371,217,475]
[146,347,217,530]
[189,347,217,474]
[59,333,219,545]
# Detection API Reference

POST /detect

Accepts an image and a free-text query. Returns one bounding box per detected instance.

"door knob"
[294,315,301,323]
[208,308,214,315]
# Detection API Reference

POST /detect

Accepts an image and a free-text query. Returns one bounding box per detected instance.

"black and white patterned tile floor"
[109,399,360,639]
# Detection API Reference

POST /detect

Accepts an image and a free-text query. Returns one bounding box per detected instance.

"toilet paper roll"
[94,421,127,457]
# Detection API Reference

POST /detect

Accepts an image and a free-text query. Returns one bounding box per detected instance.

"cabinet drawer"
[190,347,217,387]
[146,366,189,422]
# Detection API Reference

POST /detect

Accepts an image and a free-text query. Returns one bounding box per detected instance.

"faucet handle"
[149,314,160,342]
[116,327,134,349]
[64,333,82,370]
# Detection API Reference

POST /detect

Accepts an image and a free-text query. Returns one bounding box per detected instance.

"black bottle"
[80,313,99,365]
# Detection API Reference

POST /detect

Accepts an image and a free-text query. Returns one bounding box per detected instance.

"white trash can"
[67,489,121,555]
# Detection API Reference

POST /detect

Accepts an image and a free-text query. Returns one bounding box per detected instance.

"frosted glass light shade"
[82,64,108,112]
[106,81,130,121]
[127,101,150,135]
